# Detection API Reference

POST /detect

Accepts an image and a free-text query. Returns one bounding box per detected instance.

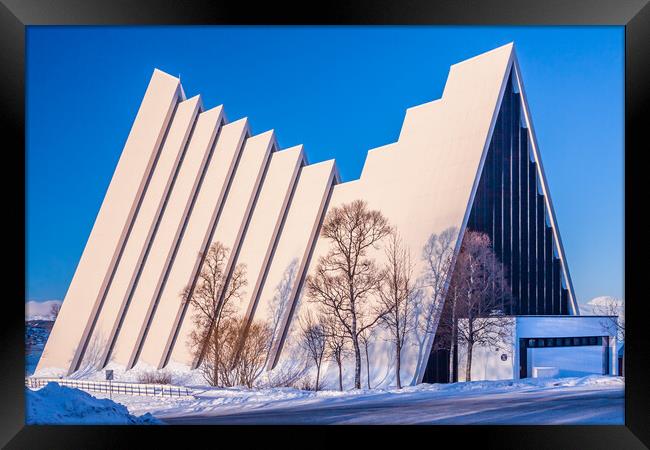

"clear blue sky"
[26,26,624,310]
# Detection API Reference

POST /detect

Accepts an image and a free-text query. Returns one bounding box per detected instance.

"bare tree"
[199,316,238,386]
[421,227,458,379]
[197,316,272,388]
[421,228,458,333]
[450,231,511,381]
[137,370,173,384]
[299,311,327,391]
[268,259,299,345]
[358,327,374,389]
[49,302,62,321]
[306,200,392,389]
[265,360,309,389]
[235,318,273,388]
[323,314,349,391]
[376,233,419,389]
[588,296,625,376]
[589,297,625,343]
[183,241,247,386]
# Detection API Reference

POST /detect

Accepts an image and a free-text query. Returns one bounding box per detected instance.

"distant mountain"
[25,300,62,321]
[580,296,623,315]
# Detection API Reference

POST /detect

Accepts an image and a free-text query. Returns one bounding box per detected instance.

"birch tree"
[49,303,61,321]
[450,231,511,381]
[299,311,328,391]
[359,327,374,389]
[323,314,349,391]
[376,233,419,389]
[184,241,247,386]
[306,200,391,389]
[421,227,458,379]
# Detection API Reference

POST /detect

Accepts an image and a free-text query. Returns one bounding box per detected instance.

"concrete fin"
[36,69,181,376]
[238,145,305,329]
[257,159,338,369]
[133,118,250,368]
[77,96,202,373]
[164,127,282,368]
[104,106,224,369]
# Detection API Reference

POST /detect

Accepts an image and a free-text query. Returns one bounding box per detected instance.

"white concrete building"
[36,43,612,388]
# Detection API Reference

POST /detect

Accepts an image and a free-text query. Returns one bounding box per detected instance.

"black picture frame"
[2,1,647,448]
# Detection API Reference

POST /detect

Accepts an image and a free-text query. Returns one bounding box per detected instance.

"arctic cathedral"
[36,43,618,387]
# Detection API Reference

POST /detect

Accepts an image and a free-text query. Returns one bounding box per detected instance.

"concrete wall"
[457,343,516,382]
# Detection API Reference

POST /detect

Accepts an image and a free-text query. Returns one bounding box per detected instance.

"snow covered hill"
[581,296,623,315]
[25,300,62,321]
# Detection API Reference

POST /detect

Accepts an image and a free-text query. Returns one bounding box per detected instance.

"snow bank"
[26,382,160,425]
[407,373,624,393]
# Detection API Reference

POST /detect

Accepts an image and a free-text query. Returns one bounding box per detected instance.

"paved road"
[163,386,624,425]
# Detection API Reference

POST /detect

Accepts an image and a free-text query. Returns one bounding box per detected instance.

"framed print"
[2,0,648,448]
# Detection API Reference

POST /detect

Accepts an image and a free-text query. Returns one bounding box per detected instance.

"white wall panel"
[516,316,618,338]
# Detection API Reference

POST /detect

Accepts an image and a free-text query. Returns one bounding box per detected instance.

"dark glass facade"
[422,73,571,384]
[466,72,569,316]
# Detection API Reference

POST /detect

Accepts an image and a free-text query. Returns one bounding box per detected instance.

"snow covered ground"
[84,375,623,425]
[25,383,160,425]
[24,318,623,425]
